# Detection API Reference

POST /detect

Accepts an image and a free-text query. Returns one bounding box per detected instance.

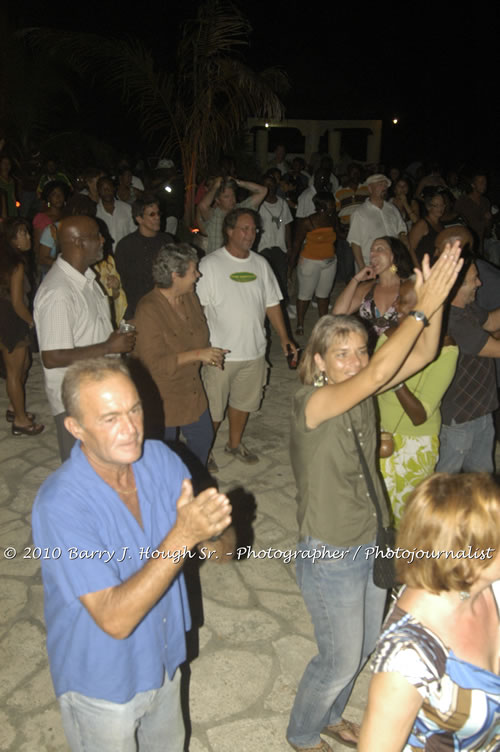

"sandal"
[6,409,35,423]
[287,740,332,752]
[12,422,45,436]
[321,719,360,748]
[295,325,304,336]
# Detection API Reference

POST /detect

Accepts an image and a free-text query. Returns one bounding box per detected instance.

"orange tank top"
[301,226,336,260]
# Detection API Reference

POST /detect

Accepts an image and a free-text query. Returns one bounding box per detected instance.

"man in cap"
[347,173,408,270]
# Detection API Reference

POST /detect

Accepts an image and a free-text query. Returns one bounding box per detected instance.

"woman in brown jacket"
[134,243,226,466]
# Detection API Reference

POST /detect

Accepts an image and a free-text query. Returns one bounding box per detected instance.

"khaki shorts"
[202,356,267,421]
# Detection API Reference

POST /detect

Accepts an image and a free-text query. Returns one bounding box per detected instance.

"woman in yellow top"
[290,191,337,335]
[377,278,458,525]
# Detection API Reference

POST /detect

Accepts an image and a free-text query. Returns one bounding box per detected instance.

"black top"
[115,230,173,318]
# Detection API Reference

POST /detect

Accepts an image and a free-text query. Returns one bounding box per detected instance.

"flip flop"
[321,719,360,748]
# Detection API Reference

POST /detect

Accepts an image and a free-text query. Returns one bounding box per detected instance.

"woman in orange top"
[290,191,337,335]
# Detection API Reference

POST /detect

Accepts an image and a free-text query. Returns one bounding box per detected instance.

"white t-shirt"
[258,198,293,253]
[347,199,407,265]
[197,248,281,361]
[96,200,136,252]
[34,257,113,415]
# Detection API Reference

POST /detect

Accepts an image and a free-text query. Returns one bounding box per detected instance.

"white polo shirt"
[34,257,113,415]
[347,199,407,265]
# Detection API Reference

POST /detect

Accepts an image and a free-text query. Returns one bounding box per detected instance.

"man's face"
[98,180,115,203]
[136,203,161,236]
[226,213,256,256]
[460,263,481,306]
[87,173,105,194]
[69,373,144,468]
[80,218,104,265]
[217,188,237,212]
[472,175,487,195]
[368,180,388,201]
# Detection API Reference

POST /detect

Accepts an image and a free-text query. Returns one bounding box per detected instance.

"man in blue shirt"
[32,357,232,752]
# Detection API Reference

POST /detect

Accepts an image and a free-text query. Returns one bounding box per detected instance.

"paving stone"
[9,487,38,515]
[0,621,46,700]
[202,598,281,643]
[255,592,313,637]
[188,737,210,752]
[0,519,32,551]
[190,650,272,723]
[273,635,317,686]
[237,556,297,592]
[0,554,40,577]
[198,563,250,606]
[0,509,22,525]
[0,710,16,750]
[206,716,291,752]
[17,707,68,752]
[0,580,28,626]
[7,664,56,710]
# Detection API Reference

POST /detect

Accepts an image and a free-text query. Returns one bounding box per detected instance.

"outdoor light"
[265,122,269,128]
[392,118,399,125]
[164,184,172,193]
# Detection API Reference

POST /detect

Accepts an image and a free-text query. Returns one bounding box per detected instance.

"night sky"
[8,1,499,170]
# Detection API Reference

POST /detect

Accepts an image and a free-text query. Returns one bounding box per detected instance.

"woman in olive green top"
[286,246,462,752]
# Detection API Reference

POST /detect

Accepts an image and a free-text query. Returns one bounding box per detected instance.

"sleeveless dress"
[415,220,440,264]
[372,603,500,750]
[359,284,399,336]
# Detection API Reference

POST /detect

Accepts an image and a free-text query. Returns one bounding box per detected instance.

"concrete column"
[366,121,382,164]
[255,128,269,171]
[328,130,341,166]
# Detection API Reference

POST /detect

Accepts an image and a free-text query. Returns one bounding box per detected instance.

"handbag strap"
[349,415,385,529]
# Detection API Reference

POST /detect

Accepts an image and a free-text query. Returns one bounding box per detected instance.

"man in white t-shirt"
[258,173,293,301]
[347,173,408,269]
[197,209,297,465]
[96,176,136,252]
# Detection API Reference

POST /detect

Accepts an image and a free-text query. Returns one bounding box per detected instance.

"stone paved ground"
[3,308,493,751]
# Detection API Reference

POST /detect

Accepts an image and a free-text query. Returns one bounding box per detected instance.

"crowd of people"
[1,144,499,751]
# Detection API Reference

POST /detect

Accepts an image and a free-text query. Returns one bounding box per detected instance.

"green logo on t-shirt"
[229,272,257,283]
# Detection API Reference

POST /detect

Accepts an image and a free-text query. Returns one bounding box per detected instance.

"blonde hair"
[396,473,500,593]
[299,314,368,385]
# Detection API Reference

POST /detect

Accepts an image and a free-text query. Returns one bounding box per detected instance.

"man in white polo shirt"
[197,208,297,466]
[347,173,408,270]
[34,215,135,461]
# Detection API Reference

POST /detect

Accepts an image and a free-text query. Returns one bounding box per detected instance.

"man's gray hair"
[152,243,199,289]
[62,358,131,419]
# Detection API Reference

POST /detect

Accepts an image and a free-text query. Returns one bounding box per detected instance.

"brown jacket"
[134,288,209,426]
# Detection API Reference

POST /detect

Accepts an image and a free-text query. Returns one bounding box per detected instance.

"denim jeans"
[59,669,184,752]
[437,413,495,474]
[287,537,386,748]
[163,408,214,466]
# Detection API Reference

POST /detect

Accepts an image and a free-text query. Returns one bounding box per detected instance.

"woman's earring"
[313,370,328,387]
[390,264,397,274]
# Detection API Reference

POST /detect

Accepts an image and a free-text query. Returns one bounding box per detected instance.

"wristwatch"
[408,310,430,327]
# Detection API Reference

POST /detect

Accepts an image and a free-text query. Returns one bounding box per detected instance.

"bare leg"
[227,406,249,449]
[317,297,330,318]
[296,299,310,332]
[2,345,31,426]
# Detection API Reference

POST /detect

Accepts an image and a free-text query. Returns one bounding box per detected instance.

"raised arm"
[332,267,375,314]
[380,245,462,388]
[197,177,222,222]
[306,246,462,428]
[235,178,267,209]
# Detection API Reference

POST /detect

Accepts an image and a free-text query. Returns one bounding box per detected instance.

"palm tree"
[27,0,288,223]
